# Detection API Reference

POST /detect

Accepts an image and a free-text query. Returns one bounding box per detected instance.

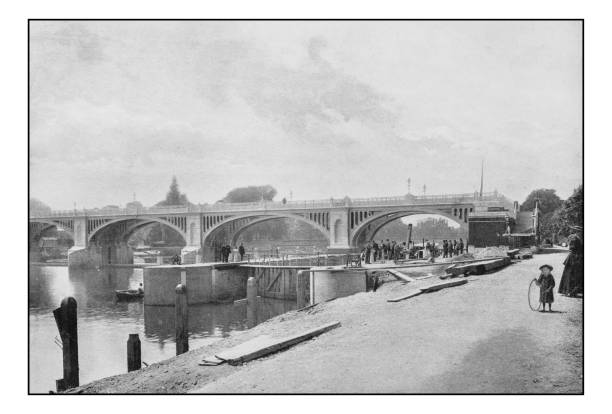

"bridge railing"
[29,191,509,218]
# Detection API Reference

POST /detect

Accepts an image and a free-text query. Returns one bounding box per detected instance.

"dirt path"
[74,251,582,394]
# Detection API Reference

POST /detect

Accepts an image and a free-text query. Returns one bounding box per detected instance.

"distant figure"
[559,226,583,297]
[365,242,372,264]
[458,238,464,255]
[239,243,245,261]
[536,264,555,312]
[452,240,458,257]
[381,240,386,260]
[372,241,379,262]
[394,242,402,261]
[137,283,144,294]
[385,239,391,259]
[442,240,449,258]
[226,245,232,262]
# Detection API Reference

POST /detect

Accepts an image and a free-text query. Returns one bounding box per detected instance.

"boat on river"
[115,289,144,301]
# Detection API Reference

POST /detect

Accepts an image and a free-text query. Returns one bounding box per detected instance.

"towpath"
[73,251,582,393]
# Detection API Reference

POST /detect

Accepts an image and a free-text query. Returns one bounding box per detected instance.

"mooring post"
[53,297,79,390]
[55,379,66,393]
[127,333,141,372]
[175,284,189,356]
[247,276,257,307]
[296,270,310,308]
[246,276,258,328]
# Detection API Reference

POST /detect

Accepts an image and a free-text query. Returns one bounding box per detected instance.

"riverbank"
[70,251,582,394]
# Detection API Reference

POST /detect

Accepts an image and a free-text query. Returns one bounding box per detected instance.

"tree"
[538,185,583,241]
[221,185,277,203]
[557,185,583,236]
[156,176,189,206]
[521,189,563,214]
[30,198,52,215]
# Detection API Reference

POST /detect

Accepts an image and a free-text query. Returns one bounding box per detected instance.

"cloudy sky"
[29,21,582,210]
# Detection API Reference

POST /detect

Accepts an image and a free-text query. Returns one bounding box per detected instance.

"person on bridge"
[239,243,245,261]
[380,240,386,260]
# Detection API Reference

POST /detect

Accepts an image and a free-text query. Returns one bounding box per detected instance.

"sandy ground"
[71,251,582,394]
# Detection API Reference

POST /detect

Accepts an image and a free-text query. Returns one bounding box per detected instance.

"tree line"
[521,185,583,242]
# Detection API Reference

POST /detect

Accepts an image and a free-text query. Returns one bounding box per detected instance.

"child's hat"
[539,264,553,271]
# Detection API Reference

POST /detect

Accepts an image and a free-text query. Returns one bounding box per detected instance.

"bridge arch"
[350,207,468,246]
[87,216,187,245]
[203,212,330,248]
[29,219,75,242]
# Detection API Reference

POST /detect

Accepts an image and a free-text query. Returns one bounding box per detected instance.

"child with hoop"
[536,264,556,312]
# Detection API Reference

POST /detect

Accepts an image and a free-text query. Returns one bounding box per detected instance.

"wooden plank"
[213,322,341,366]
[420,279,468,293]
[266,270,283,291]
[199,355,226,366]
[445,258,507,276]
[386,269,416,283]
[506,249,520,258]
[387,289,423,302]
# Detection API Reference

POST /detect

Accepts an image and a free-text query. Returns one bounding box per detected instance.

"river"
[28,265,297,393]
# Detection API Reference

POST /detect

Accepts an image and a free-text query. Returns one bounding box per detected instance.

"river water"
[29,265,297,393]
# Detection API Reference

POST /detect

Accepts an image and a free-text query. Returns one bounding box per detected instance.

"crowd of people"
[219,243,246,262]
[441,239,465,258]
[361,238,467,264]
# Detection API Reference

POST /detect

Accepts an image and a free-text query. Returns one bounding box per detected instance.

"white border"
[4,0,608,411]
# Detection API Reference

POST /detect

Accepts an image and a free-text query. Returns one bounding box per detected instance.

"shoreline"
[59,251,582,394]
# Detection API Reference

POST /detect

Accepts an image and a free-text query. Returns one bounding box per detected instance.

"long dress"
[537,273,555,304]
[559,234,584,295]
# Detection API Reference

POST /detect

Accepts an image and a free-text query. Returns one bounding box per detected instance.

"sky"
[29,21,582,210]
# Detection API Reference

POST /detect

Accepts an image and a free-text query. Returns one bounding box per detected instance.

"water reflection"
[29,265,296,393]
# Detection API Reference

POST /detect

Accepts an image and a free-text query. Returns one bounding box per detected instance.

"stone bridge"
[29,191,517,266]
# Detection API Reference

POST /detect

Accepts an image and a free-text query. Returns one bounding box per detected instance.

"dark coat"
[559,235,583,295]
[537,273,555,304]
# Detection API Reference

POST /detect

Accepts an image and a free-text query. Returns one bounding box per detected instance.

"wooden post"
[247,276,257,328]
[247,277,257,307]
[53,297,79,390]
[175,284,189,356]
[55,379,66,393]
[296,270,310,308]
[127,334,141,372]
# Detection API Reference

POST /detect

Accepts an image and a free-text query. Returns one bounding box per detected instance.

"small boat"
[115,289,144,300]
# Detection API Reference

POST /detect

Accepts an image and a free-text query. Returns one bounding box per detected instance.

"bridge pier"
[327,209,352,253]
[68,242,134,267]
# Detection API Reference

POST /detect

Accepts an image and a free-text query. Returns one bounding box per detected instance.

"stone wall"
[143,264,249,305]
[310,267,367,304]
